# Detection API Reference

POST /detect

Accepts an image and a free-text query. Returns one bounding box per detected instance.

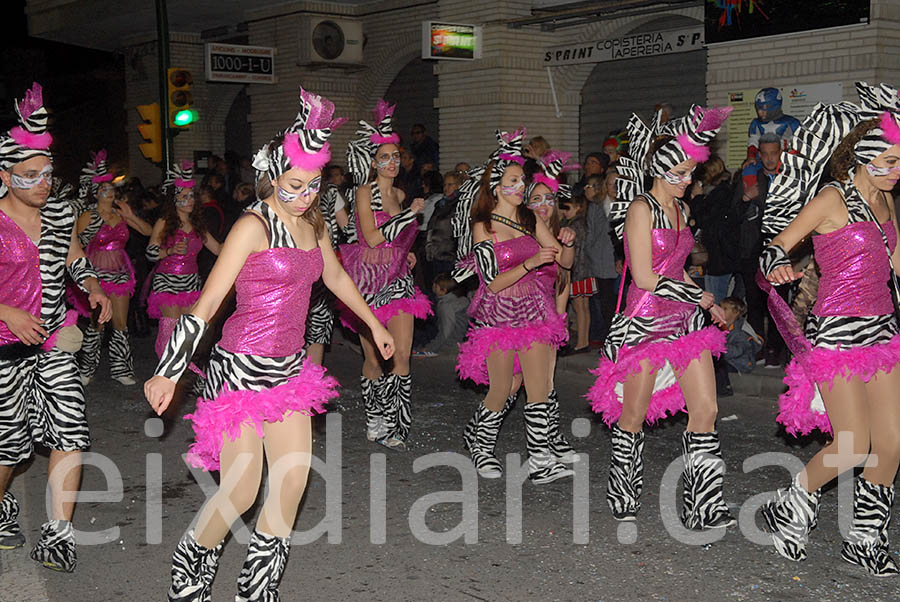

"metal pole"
[156,0,171,170]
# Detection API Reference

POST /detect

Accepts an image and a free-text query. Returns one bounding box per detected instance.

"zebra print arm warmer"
[67,257,99,293]
[146,244,161,262]
[155,314,207,381]
[652,276,704,305]
[378,209,418,242]
[472,240,499,285]
[759,244,791,278]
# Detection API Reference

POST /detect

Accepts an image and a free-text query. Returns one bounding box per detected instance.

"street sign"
[205,43,276,84]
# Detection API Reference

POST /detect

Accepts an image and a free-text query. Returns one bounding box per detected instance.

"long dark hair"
[471,161,536,234]
[161,187,207,246]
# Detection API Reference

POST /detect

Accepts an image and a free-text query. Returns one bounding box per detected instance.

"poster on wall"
[724,82,843,167]
[422,22,482,60]
[705,1,869,44]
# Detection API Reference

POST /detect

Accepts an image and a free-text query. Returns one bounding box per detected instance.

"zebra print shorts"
[0,349,90,465]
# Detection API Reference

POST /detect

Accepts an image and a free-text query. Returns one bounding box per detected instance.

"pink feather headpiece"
[284,134,332,171]
[9,83,52,150]
[879,111,900,145]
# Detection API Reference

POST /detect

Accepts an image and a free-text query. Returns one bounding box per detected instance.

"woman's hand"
[144,375,176,415]
[0,307,47,345]
[525,247,558,270]
[88,286,112,324]
[407,252,417,270]
[115,200,135,220]
[557,227,576,247]
[767,265,803,285]
[409,197,426,214]
[372,325,395,360]
[170,239,189,255]
[699,290,715,310]
[709,304,727,327]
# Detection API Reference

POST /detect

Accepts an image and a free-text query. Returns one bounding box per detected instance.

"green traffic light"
[173,109,198,126]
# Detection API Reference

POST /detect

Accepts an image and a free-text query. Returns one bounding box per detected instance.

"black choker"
[491,213,531,235]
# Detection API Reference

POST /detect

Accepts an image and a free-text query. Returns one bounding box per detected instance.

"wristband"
[67,257,99,293]
[146,244,161,262]
[652,276,704,305]
[759,244,791,278]
[155,314,208,381]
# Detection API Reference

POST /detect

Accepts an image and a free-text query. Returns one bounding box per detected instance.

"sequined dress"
[778,182,900,435]
[184,202,338,471]
[147,229,204,318]
[587,195,726,426]
[83,213,135,297]
[456,234,567,385]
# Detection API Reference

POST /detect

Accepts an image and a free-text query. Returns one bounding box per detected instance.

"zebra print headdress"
[346,99,401,185]
[488,127,526,192]
[608,111,659,239]
[761,82,900,241]
[851,82,900,165]
[252,88,346,182]
[650,105,733,178]
[0,82,53,197]
[162,160,195,194]
[528,149,576,201]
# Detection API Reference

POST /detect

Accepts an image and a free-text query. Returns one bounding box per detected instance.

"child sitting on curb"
[412,273,469,358]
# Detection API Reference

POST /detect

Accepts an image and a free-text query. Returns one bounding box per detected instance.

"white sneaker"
[113,375,136,386]
[80,375,91,386]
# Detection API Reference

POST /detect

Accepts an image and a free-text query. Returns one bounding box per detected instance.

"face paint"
[375,152,401,170]
[663,168,695,185]
[501,180,525,197]
[527,193,556,210]
[10,165,53,190]
[300,176,321,198]
[175,190,194,207]
[866,163,900,177]
[277,186,299,203]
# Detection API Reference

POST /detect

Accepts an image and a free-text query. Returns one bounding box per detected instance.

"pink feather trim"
[371,133,400,145]
[585,326,726,426]
[373,99,396,124]
[676,133,711,163]
[42,310,77,351]
[694,105,733,133]
[17,83,44,121]
[500,127,527,144]
[184,358,338,471]
[92,173,114,184]
[147,290,201,319]
[9,127,52,150]
[532,173,560,193]
[99,277,136,298]
[65,283,92,318]
[456,313,569,385]
[174,178,194,188]
[180,159,193,171]
[542,149,572,167]
[339,290,433,332]
[299,88,347,131]
[879,111,900,145]
[777,333,900,436]
[283,133,331,171]
[498,153,525,165]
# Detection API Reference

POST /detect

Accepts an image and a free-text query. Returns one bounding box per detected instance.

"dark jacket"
[425,194,459,263]
[734,170,770,261]
[692,180,741,276]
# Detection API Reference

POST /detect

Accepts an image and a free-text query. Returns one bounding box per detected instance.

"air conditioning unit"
[298,16,364,66]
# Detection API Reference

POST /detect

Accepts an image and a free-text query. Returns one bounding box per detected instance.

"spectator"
[598,165,618,216]
[454,162,472,179]
[690,156,738,304]
[425,171,463,278]
[412,273,469,358]
[197,184,225,280]
[722,296,764,373]
[559,195,592,354]
[410,123,439,171]
[232,181,255,211]
[734,132,784,366]
[583,180,618,345]
[602,133,625,163]
[572,151,610,197]
[324,164,350,231]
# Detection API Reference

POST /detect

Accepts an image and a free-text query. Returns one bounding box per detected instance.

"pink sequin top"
[219,247,324,357]
[85,219,130,275]
[813,220,897,317]
[468,235,558,328]
[0,210,41,346]
[158,230,203,275]
[342,211,417,296]
[623,227,695,318]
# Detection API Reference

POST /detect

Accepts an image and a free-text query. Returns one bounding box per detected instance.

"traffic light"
[137,103,162,163]
[167,68,197,128]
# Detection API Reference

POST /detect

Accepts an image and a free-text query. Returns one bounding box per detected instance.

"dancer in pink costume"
[757,82,900,575]
[74,150,151,385]
[0,82,111,573]
[587,105,733,527]
[341,100,431,450]
[454,129,575,483]
[145,88,394,601]
[146,160,221,371]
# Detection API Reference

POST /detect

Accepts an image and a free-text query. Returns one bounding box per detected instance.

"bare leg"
[618,360,657,433]
[255,414,313,537]
[517,343,551,404]
[358,331,383,381]
[0,465,13,500]
[574,296,590,349]
[386,312,413,376]
[862,369,900,486]
[675,350,718,433]
[484,349,515,412]
[47,450,81,521]
[306,343,325,366]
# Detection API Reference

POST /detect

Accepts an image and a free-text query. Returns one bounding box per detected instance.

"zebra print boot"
[109,328,136,385]
[0,491,25,549]
[78,325,102,384]
[30,519,76,573]
[463,403,506,478]
[524,402,574,484]
[761,474,821,562]
[841,476,900,576]
[235,529,290,601]
[607,424,644,521]
[680,431,736,529]
[168,531,223,601]
[548,389,577,464]
[361,375,385,442]
[464,393,516,449]
[377,374,411,450]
